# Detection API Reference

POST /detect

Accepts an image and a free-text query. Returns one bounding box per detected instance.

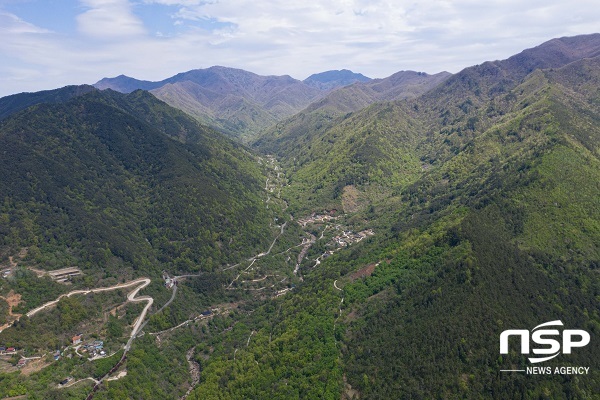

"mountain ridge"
[0,33,599,399]
[0,88,274,275]
[93,66,451,141]
[303,69,372,90]
[94,66,326,141]
[253,34,600,214]
[0,84,97,121]
[252,70,451,161]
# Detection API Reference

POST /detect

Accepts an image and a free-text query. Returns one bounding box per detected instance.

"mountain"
[236,34,600,398]
[95,67,447,143]
[0,84,96,120]
[303,69,371,90]
[338,53,600,399]
[95,66,325,141]
[253,71,451,163]
[304,70,452,114]
[0,87,273,277]
[1,34,599,400]
[94,75,164,93]
[255,34,600,213]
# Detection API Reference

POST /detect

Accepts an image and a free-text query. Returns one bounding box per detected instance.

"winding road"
[25,278,151,319]
[3,277,154,360]
[136,283,177,336]
[123,279,153,351]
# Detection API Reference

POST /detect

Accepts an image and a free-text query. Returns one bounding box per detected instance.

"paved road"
[26,278,151,318]
[136,283,177,335]
[124,279,153,351]
[6,278,153,355]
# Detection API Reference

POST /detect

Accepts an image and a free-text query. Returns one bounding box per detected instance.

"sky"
[0,0,598,97]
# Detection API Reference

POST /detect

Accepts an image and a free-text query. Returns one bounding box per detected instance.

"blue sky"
[0,0,598,97]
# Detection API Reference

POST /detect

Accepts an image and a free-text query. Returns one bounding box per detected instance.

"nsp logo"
[500,320,590,363]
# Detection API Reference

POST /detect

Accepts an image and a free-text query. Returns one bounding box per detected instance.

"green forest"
[0,35,599,399]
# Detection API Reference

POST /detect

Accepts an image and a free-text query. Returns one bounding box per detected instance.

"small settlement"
[78,339,106,358]
[0,345,27,368]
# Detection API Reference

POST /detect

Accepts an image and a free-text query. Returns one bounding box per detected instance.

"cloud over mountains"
[0,0,598,97]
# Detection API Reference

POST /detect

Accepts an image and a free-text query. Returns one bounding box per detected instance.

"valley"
[0,34,599,399]
[0,153,377,398]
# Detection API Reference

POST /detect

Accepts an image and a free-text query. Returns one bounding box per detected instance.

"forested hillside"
[0,85,96,121]
[96,66,326,142]
[253,70,451,166]
[254,34,600,214]
[0,34,598,399]
[195,34,599,398]
[0,88,272,277]
[340,54,600,398]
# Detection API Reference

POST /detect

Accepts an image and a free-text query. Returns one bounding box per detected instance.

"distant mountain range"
[94,66,449,141]
[95,67,324,140]
[303,69,372,90]
[254,33,600,213]
[253,70,451,157]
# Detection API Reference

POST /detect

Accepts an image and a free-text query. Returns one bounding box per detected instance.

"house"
[6,347,16,353]
[48,267,82,283]
[72,335,82,345]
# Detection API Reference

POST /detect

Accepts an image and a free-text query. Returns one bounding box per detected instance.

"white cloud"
[77,0,146,39]
[0,11,52,35]
[0,0,599,96]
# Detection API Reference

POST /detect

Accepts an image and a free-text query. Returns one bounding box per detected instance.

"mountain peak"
[303,69,372,90]
[94,75,162,93]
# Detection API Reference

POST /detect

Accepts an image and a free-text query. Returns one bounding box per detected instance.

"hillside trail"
[0,291,23,332]
[0,278,152,338]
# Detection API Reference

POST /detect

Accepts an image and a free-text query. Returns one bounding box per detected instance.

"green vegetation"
[0,88,273,282]
[0,288,130,351]
[1,35,599,399]
[91,350,124,380]
[188,273,343,400]
[94,332,195,399]
[3,269,66,314]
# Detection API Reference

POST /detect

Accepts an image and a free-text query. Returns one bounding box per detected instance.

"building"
[48,267,82,283]
[72,335,82,345]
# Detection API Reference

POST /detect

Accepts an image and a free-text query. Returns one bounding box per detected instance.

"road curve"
[25,278,151,318]
[123,279,153,351]
[333,280,342,291]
